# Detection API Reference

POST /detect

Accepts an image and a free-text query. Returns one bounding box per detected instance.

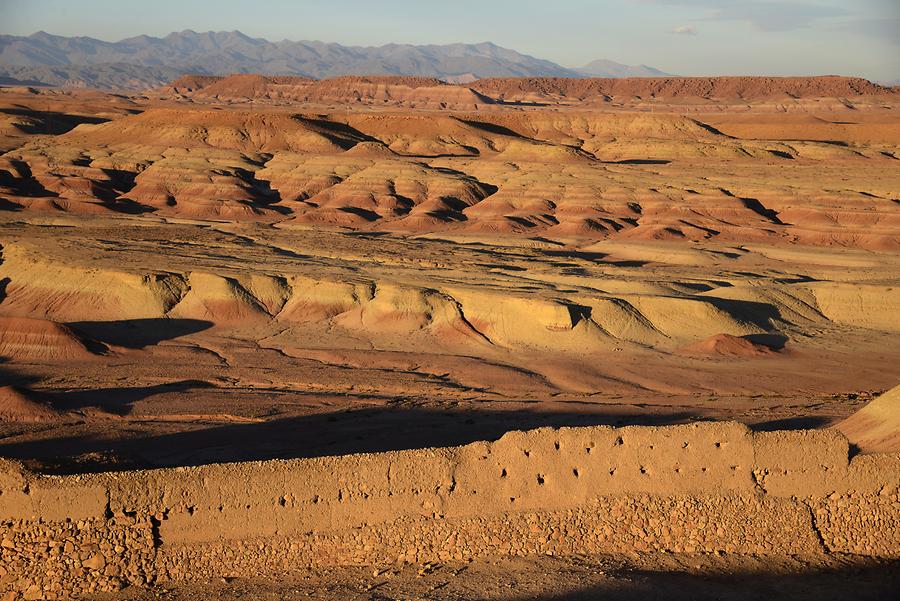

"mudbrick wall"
[1,423,898,599]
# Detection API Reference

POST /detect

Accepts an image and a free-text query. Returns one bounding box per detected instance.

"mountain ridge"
[0,30,666,89]
[576,59,668,78]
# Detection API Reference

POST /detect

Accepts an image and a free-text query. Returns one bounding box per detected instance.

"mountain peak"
[0,31,667,89]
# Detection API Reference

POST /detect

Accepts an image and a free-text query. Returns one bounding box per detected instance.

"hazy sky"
[2,0,898,81]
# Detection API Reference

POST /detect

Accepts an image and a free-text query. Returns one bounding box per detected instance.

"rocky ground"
[91,553,900,601]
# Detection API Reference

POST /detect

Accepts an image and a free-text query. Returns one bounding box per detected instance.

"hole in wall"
[614,437,624,446]
[537,474,545,485]
[573,468,580,478]
[501,468,508,478]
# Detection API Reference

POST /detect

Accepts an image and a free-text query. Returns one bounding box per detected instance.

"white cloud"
[670,26,698,35]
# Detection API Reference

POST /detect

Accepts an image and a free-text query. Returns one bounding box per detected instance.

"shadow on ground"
[518,561,900,601]
[0,107,111,136]
[49,380,214,416]
[105,557,900,601]
[0,404,700,474]
[68,318,213,349]
[751,415,833,430]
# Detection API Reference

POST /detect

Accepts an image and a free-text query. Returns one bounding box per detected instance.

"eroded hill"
[0,77,898,474]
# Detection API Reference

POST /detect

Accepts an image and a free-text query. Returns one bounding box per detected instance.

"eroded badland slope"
[0,76,898,598]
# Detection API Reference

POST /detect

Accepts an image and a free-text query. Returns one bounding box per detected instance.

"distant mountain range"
[0,30,668,89]
[575,59,667,78]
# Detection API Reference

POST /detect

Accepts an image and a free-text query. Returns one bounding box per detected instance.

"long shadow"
[0,107,111,135]
[0,359,41,388]
[0,158,60,197]
[338,206,381,221]
[739,197,784,225]
[48,379,214,416]
[493,99,553,107]
[751,415,833,431]
[541,249,649,268]
[396,152,480,159]
[702,296,783,330]
[769,149,795,159]
[506,215,539,228]
[690,119,733,138]
[789,138,851,147]
[542,249,608,261]
[67,318,213,349]
[101,198,157,215]
[517,561,900,601]
[744,333,788,350]
[291,115,377,148]
[456,118,530,139]
[0,405,699,474]
[603,159,671,165]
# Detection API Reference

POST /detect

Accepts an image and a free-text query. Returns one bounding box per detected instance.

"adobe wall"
[1,422,898,599]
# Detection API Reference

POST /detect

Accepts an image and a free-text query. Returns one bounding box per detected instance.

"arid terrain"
[1,75,898,472]
[0,75,898,599]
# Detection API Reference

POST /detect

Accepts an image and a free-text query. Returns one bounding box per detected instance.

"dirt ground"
[92,554,900,601]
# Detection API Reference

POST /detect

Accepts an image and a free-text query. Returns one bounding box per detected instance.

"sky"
[2,0,898,82]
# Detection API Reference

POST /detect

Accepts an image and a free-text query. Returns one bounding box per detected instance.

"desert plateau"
[0,6,899,600]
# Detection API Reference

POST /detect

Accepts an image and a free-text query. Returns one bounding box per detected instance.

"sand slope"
[678,333,778,358]
[0,386,61,423]
[835,386,900,453]
[0,316,105,360]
